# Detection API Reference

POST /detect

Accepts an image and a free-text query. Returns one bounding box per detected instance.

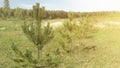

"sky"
[0,0,120,12]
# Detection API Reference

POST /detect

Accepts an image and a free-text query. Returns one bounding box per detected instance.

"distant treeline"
[0,7,120,19]
[0,8,68,19]
[79,11,120,17]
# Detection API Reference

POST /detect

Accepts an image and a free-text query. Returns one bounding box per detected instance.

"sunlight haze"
[0,0,120,12]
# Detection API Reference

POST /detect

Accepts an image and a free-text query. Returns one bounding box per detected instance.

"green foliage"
[63,20,78,32]
[78,17,95,39]
[58,16,96,54]
[32,3,45,21]
[11,43,37,68]
[59,20,78,54]
[22,22,54,49]
[44,53,62,68]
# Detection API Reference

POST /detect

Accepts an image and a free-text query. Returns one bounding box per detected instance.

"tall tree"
[4,0,10,9]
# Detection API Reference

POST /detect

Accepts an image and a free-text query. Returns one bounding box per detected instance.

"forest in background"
[1,0,120,19]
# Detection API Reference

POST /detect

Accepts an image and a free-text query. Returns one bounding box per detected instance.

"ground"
[1,17,120,68]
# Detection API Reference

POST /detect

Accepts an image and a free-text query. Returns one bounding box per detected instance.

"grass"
[1,17,120,68]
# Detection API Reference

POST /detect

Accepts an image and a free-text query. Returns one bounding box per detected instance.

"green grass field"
[1,17,120,68]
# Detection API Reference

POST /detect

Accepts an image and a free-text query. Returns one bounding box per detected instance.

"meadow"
[0,15,120,68]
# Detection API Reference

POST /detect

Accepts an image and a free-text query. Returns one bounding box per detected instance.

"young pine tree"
[11,3,54,68]
[22,2,54,63]
[58,12,77,54]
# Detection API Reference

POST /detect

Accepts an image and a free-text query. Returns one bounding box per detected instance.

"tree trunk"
[37,47,40,61]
